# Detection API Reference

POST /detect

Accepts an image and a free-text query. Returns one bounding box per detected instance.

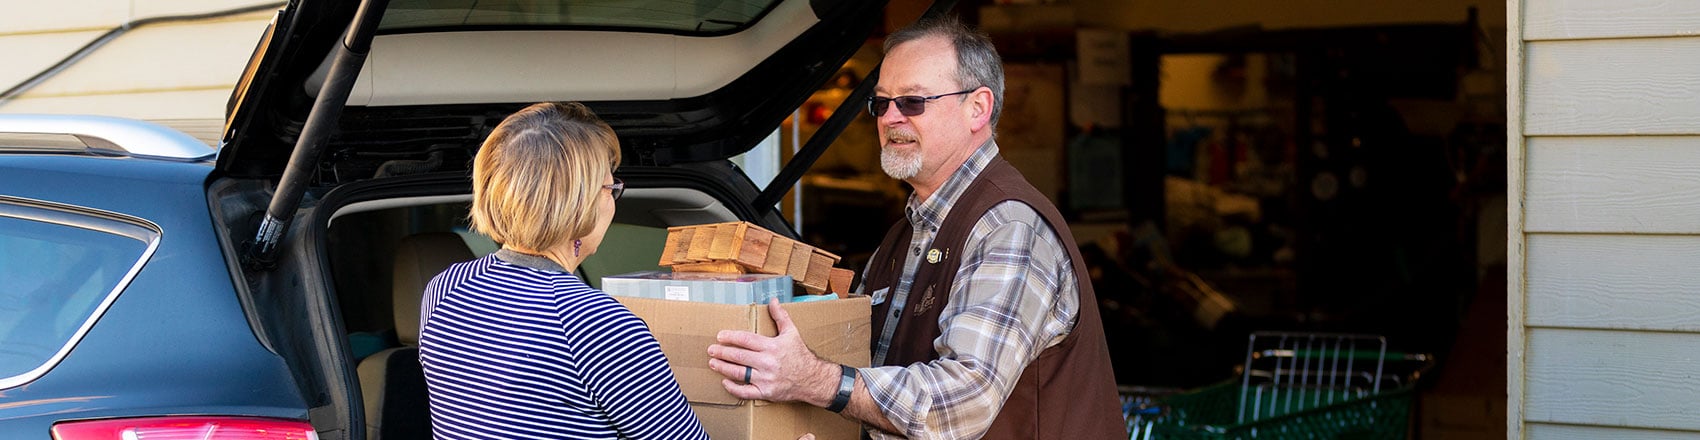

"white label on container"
[664,285,690,301]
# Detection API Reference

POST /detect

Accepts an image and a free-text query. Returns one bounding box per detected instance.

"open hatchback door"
[218,0,891,266]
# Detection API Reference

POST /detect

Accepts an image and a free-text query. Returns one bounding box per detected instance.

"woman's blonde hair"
[470,102,621,252]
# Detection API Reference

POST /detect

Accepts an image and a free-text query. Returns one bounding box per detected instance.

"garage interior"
[781,1,1508,438]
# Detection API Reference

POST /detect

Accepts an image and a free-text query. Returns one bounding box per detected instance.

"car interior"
[322,185,747,438]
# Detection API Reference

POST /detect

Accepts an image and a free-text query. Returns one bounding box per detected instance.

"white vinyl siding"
[1515,0,1700,438]
[1525,136,1700,233]
[1524,39,1700,136]
[1525,329,1700,431]
[0,1,277,144]
[1524,0,1700,41]
[1527,423,1700,440]
[1527,234,1700,331]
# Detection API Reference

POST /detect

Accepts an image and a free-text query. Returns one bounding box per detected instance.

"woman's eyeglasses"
[866,89,975,117]
[603,178,624,201]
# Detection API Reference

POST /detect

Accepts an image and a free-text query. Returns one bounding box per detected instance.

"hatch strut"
[751,0,956,215]
[244,0,390,269]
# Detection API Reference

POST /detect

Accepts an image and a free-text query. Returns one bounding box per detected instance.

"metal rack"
[1124,331,1432,439]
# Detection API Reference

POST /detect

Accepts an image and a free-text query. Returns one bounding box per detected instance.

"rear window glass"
[378,0,781,35]
[0,205,154,387]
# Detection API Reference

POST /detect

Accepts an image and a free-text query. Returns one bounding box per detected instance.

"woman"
[418,102,708,439]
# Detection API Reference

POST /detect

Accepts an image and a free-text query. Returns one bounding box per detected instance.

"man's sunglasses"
[866,89,976,118]
[603,178,624,201]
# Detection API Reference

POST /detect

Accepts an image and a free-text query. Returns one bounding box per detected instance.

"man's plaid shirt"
[860,140,1081,439]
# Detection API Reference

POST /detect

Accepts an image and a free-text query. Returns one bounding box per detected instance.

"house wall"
[0,1,278,144]
[1512,0,1700,438]
[1073,0,1504,33]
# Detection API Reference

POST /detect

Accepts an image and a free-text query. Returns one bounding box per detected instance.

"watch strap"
[826,364,856,413]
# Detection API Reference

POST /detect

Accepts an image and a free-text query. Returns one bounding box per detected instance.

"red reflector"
[52,416,317,440]
[807,102,831,125]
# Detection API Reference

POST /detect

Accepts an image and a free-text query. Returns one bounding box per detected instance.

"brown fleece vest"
[864,157,1126,439]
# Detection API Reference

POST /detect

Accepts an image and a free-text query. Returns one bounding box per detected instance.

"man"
[707,16,1125,439]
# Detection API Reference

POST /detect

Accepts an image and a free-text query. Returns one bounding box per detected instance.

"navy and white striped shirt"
[419,248,708,439]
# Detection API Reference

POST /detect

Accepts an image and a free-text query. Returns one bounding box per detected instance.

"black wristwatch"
[826,364,856,413]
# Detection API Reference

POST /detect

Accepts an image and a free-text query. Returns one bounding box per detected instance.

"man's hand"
[707,298,839,406]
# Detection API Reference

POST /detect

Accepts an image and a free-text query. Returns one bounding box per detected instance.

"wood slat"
[1525,136,1700,233]
[1528,234,1700,332]
[1526,328,1700,431]
[786,241,811,284]
[1525,38,1700,136]
[659,226,688,266]
[671,227,697,264]
[802,251,832,294]
[707,222,743,260]
[1530,423,1700,440]
[1525,0,1700,41]
[827,268,855,296]
[685,224,715,262]
[670,261,745,274]
[736,227,772,270]
[763,236,794,277]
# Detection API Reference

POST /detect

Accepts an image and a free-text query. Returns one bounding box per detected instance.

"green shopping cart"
[1124,332,1431,439]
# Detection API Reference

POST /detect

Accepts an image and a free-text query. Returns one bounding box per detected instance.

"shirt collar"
[494,247,570,273]
[904,139,999,231]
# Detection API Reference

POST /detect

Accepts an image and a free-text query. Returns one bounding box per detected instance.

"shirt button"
[892,309,902,318]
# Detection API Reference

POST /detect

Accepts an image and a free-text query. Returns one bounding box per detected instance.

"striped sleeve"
[559,294,709,440]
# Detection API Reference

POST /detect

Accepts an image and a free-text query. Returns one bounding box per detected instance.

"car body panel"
[0,155,306,436]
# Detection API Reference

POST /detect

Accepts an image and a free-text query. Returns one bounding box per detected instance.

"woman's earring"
[574,239,582,257]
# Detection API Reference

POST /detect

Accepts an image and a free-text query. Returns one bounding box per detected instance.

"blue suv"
[0,0,897,438]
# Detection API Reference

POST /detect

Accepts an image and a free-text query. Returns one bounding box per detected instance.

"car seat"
[357,232,472,440]
[576,222,667,288]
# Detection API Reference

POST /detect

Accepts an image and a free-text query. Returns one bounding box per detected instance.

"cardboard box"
[615,295,872,440]
[603,271,793,304]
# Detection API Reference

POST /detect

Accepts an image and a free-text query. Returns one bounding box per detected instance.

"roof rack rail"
[0,114,215,160]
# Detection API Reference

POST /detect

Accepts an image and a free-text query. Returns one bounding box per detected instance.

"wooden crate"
[659,222,847,296]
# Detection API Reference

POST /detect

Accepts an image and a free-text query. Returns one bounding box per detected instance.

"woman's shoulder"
[552,287,653,338]
[552,283,637,319]
[426,254,501,292]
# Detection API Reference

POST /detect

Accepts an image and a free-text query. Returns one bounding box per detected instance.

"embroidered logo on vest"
[912,284,936,316]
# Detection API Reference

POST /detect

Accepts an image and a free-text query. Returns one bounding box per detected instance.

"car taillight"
[52,416,318,440]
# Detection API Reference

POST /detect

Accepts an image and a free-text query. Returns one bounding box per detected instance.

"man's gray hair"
[884,15,1005,128]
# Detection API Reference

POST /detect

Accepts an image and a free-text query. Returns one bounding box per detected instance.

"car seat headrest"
[392,232,474,345]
